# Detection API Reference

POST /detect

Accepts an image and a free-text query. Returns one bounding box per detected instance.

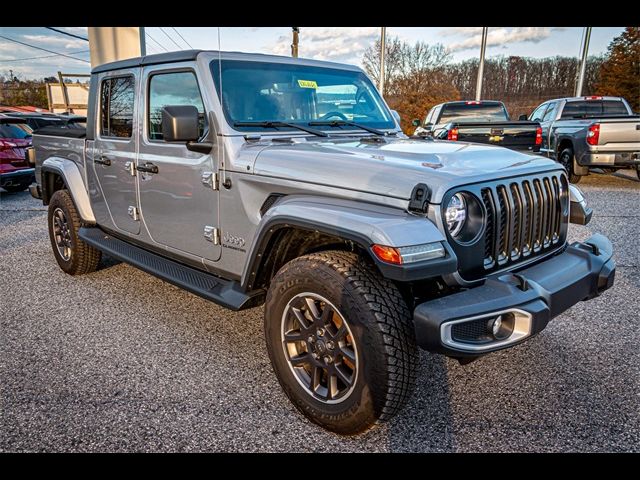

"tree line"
[364,27,638,133]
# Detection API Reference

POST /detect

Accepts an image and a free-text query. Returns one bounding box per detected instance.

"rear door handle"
[94,156,112,166]
[136,162,159,174]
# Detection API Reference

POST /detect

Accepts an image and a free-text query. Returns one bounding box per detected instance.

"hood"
[252,137,561,203]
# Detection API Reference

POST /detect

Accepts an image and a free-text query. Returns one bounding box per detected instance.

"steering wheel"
[319,111,348,121]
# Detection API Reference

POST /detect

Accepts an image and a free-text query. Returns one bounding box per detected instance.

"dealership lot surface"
[1,170,638,452]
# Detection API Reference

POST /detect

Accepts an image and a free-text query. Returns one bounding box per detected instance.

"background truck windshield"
[211,60,394,131]
[439,103,509,124]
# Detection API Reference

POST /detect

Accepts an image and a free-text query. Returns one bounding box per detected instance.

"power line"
[171,27,193,49]
[45,27,89,42]
[159,27,182,50]
[0,50,90,64]
[145,32,169,52]
[0,34,90,63]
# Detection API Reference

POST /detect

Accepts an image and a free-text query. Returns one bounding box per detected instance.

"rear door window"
[100,76,135,138]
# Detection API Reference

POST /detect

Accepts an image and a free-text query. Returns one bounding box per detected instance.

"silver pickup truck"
[27,50,615,435]
[529,96,640,182]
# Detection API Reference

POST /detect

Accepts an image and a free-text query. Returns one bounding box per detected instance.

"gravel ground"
[1,169,638,452]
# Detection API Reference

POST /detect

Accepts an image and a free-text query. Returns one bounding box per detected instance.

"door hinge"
[203,226,220,245]
[127,206,139,221]
[201,171,219,191]
[124,161,136,176]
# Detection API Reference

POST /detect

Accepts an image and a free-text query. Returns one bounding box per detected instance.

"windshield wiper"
[308,120,389,136]
[234,121,328,137]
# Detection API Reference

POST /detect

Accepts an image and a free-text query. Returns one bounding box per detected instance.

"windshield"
[211,60,395,132]
[439,103,508,124]
[0,123,32,139]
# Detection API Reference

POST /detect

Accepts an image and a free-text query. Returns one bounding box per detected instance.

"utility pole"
[575,27,592,97]
[291,27,299,58]
[379,27,386,95]
[475,27,488,101]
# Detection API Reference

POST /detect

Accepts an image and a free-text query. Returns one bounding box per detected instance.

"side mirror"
[161,105,200,142]
[518,114,528,121]
[412,118,421,127]
[569,184,593,225]
[391,110,401,125]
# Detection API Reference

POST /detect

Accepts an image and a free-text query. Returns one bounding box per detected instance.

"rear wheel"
[264,250,417,435]
[48,189,101,275]
[559,147,582,184]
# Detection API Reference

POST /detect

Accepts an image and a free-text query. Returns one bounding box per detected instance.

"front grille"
[481,173,567,273]
[451,318,493,344]
[444,171,569,281]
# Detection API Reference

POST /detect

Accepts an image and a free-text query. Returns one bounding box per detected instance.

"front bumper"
[578,151,640,167]
[413,233,615,357]
[0,167,35,188]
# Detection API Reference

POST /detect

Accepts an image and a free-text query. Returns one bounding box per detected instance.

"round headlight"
[445,193,467,237]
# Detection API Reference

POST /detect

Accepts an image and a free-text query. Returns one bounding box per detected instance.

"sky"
[0,26,626,79]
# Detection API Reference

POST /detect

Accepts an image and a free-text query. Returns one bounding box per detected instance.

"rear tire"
[264,250,418,435]
[559,147,582,184]
[48,189,101,275]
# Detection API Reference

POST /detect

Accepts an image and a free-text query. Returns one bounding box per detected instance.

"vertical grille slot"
[532,179,544,252]
[495,186,509,265]
[481,188,495,268]
[509,183,523,261]
[521,181,532,257]
[551,176,561,243]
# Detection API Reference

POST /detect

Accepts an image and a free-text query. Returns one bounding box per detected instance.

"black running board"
[79,227,264,311]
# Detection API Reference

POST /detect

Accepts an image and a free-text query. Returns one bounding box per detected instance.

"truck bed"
[32,130,87,188]
[450,120,540,152]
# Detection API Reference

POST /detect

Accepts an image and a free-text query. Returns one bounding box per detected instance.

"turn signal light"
[535,127,542,145]
[372,245,402,265]
[448,127,459,141]
[372,243,446,265]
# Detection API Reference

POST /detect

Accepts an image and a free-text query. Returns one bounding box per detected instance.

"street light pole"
[291,27,299,58]
[475,27,488,101]
[379,27,386,95]
[575,27,592,97]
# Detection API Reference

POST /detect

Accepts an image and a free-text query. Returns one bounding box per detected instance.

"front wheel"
[264,250,417,435]
[559,147,582,183]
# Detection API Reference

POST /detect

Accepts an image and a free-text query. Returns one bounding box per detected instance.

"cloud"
[440,27,565,52]
[270,27,380,64]
[22,34,87,51]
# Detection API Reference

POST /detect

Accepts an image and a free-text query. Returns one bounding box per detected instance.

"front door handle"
[136,162,159,174]
[94,156,112,166]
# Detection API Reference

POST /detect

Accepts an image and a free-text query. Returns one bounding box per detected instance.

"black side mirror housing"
[161,105,200,142]
[518,114,528,121]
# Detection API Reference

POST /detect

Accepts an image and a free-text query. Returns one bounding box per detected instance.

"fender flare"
[41,157,96,224]
[241,195,457,289]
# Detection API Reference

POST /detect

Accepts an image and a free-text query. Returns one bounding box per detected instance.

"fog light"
[487,313,515,340]
[491,316,502,336]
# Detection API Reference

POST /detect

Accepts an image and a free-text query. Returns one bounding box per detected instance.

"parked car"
[0,117,34,192]
[413,100,542,153]
[529,96,640,182]
[4,112,86,131]
[30,50,614,434]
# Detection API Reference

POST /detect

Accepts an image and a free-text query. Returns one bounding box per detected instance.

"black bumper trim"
[413,233,615,356]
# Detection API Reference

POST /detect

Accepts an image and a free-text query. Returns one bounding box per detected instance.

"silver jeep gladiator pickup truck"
[27,50,615,435]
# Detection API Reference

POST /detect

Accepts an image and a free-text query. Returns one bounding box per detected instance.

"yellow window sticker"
[297,80,318,89]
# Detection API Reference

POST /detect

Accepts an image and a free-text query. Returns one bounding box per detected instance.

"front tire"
[48,189,101,275]
[559,147,582,184]
[264,250,417,435]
